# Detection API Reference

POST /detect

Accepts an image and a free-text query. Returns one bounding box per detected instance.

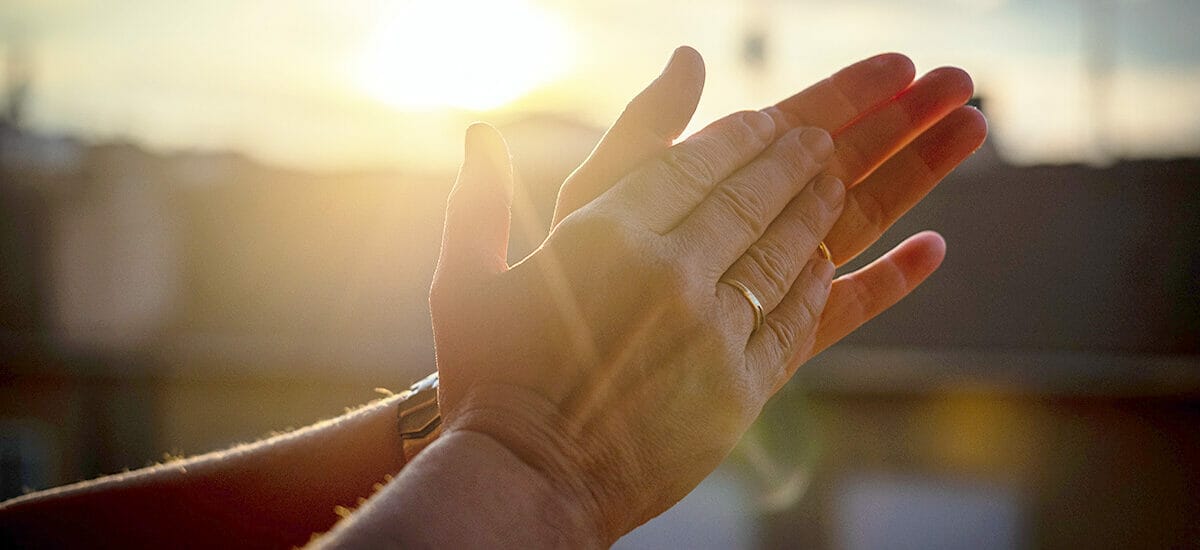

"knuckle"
[767,285,826,356]
[910,147,940,185]
[837,140,871,178]
[746,242,792,299]
[752,154,794,187]
[798,287,824,328]
[826,76,861,121]
[661,147,719,186]
[779,138,810,171]
[846,277,877,320]
[849,186,888,235]
[825,277,870,329]
[763,316,800,358]
[713,183,768,236]
[782,137,822,180]
[731,109,769,143]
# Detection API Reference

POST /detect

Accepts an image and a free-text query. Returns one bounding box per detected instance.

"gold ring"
[720,278,764,332]
[817,241,832,262]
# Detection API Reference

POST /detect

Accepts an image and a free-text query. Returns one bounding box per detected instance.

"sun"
[353,0,573,111]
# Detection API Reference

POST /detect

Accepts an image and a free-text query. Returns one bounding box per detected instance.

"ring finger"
[673,126,834,271]
[716,174,844,337]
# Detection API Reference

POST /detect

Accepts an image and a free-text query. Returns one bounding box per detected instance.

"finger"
[553,46,705,226]
[717,174,844,328]
[607,110,776,231]
[762,52,916,137]
[745,257,836,393]
[827,66,975,188]
[814,231,947,354]
[556,52,913,228]
[433,123,514,284]
[827,106,987,264]
[672,126,833,268]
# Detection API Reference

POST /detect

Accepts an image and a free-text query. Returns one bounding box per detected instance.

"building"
[1,116,1197,547]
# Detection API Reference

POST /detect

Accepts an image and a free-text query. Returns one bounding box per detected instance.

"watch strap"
[396,371,443,462]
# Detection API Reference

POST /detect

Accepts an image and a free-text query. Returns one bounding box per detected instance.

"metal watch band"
[396,371,442,462]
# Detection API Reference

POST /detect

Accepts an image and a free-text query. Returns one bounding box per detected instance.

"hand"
[431,111,842,541]
[426,46,987,543]
[555,47,987,357]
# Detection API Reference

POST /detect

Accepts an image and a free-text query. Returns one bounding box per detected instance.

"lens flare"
[353,0,573,111]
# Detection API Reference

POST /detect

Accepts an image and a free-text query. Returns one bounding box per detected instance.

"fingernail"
[799,127,834,160]
[660,46,700,79]
[868,52,896,67]
[813,257,835,281]
[868,52,910,71]
[464,122,514,201]
[465,122,511,173]
[743,111,775,141]
[813,175,844,205]
[661,46,691,74]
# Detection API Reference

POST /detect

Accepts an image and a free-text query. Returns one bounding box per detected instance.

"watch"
[396,371,443,463]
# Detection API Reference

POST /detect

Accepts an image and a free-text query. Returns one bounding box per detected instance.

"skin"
[556,47,986,355]
[324,47,986,547]
[0,47,986,549]
[0,394,412,548]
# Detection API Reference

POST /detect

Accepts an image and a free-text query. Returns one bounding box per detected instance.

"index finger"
[553,46,705,226]
[553,52,916,227]
[763,52,916,138]
[604,110,777,233]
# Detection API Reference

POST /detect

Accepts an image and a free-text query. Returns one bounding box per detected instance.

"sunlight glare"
[354,0,573,111]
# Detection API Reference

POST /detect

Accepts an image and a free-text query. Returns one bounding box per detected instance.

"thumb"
[552,45,705,225]
[435,122,514,283]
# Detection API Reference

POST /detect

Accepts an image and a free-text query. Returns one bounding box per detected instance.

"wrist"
[443,383,622,544]
[437,428,605,548]
[322,426,603,548]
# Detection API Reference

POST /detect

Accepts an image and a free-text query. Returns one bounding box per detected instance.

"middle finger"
[672,127,834,272]
[716,173,844,335]
[827,66,974,187]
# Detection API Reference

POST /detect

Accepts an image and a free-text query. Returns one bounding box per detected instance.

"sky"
[1,0,1198,170]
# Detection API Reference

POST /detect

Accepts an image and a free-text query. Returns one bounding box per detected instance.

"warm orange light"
[353,0,573,111]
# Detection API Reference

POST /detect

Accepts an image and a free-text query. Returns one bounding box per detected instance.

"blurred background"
[0,0,1197,548]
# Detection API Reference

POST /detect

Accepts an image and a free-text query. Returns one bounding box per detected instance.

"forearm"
[0,392,411,548]
[316,429,601,549]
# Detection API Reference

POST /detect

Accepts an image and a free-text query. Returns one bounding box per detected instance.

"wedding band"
[817,241,832,262]
[721,278,764,332]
